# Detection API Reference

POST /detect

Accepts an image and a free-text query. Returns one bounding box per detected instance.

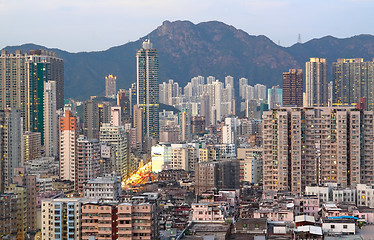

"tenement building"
[262,107,374,195]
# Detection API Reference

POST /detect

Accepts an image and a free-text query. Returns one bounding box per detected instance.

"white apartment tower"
[59,110,77,184]
[44,81,58,157]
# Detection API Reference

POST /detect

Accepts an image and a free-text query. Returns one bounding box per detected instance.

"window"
[343,225,348,229]
[331,225,335,229]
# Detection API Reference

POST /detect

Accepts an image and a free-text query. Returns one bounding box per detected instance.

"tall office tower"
[254,84,267,100]
[13,167,37,232]
[267,85,283,109]
[333,58,374,110]
[0,108,22,192]
[82,100,99,139]
[136,39,159,144]
[262,107,374,195]
[100,123,129,178]
[179,109,191,142]
[59,110,77,184]
[305,58,328,107]
[117,89,131,123]
[43,81,58,157]
[222,117,238,144]
[0,50,64,134]
[111,106,121,126]
[239,77,248,99]
[76,136,100,191]
[23,131,41,162]
[41,198,86,240]
[105,74,117,98]
[282,69,303,107]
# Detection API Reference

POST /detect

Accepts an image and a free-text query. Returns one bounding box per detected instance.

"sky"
[0,0,373,53]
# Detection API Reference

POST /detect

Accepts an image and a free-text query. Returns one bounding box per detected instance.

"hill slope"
[3,21,374,99]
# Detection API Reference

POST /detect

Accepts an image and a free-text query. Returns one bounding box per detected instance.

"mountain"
[3,20,374,100]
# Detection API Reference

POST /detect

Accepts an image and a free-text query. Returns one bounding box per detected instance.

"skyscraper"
[282,69,303,107]
[82,100,99,139]
[43,81,58,157]
[333,58,374,110]
[0,108,23,192]
[136,39,159,144]
[105,74,117,98]
[59,110,77,185]
[306,58,328,107]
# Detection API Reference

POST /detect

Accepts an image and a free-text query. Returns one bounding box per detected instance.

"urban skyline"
[3,20,374,238]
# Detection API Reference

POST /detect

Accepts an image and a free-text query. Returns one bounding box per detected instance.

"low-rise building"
[83,175,122,202]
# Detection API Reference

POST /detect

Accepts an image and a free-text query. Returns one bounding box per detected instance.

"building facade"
[282,69,303,107]
[105,74,117,98]
[59,110,77,184]
[136,39,159,144]
[305,58,328,107]
[262,107,374,194]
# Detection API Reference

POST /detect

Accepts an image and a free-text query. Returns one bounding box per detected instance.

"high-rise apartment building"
[222,117,239,144]
[267,85,283,109]
[0,193,18,238]
[200,92,210,127]
[83,100,99,139]
[0,108,23,192]
[136,39,159,142]
[41,198,86,240]
[306,58,328,107]
[100,123,129,178]
[117,89,131,123]
[262,107,374,195]
[195,160,240,195]
[0,50,64,136]
[59,110,77,184]
[239,77,248,99]
[76,136,100,191]
[105,74,117,98]
[13,167,37,233]
[23,131,41,162]
[179,108,191,142]
[43,81,58,157]
[111,106,121,126]
[333,58,374,110]
[282,69,303,107]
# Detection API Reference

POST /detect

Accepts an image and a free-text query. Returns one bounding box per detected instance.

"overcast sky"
[0,0,373,52]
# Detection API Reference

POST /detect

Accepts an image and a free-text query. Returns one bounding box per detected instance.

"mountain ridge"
[3,20,374,100]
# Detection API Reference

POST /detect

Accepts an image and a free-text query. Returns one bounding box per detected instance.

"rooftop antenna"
[298,34,302,44]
